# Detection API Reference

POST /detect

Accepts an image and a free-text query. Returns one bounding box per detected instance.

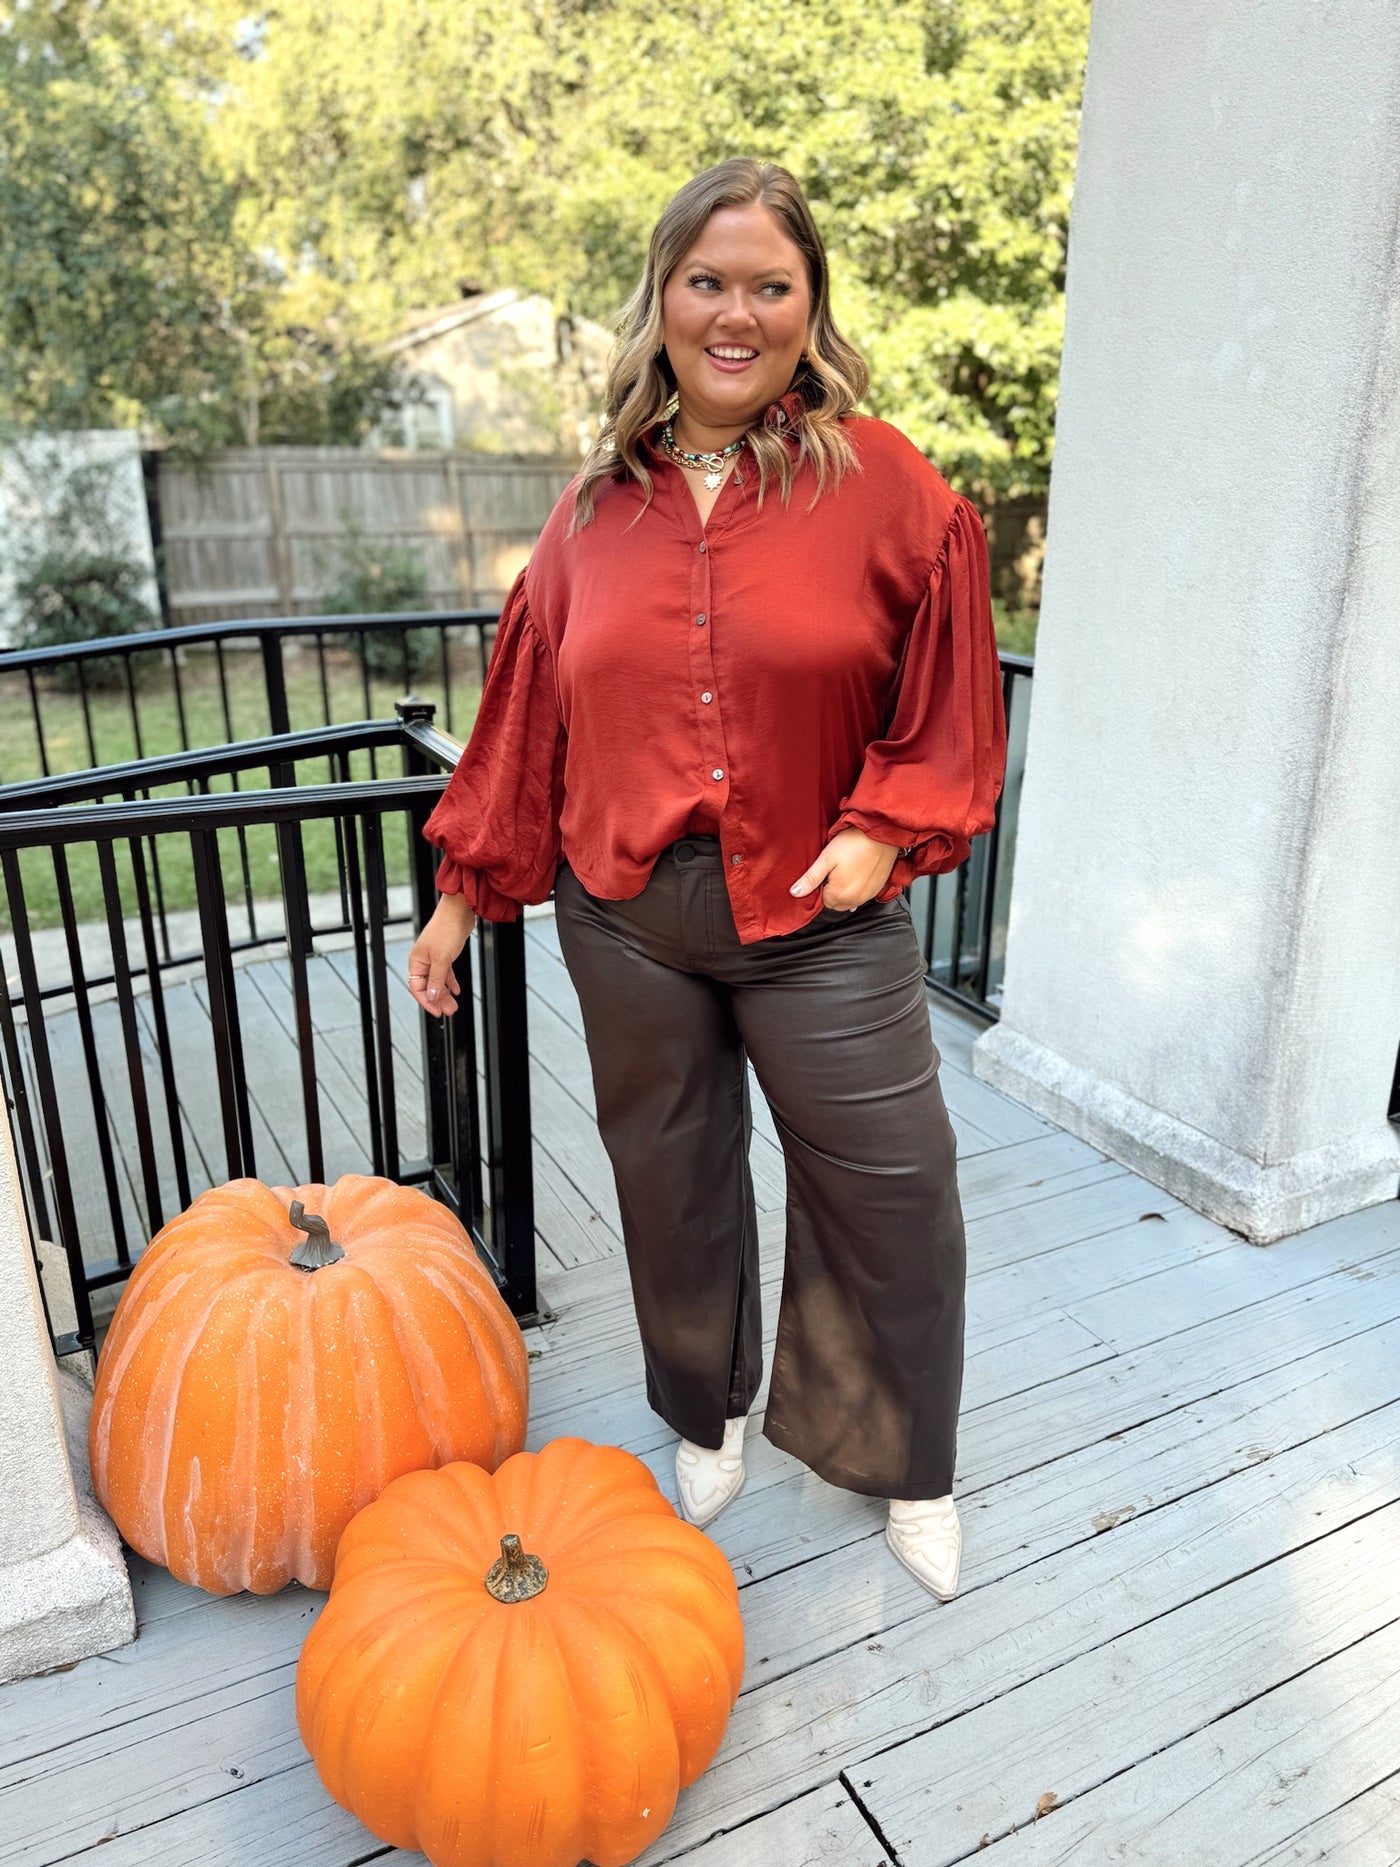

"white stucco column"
[974,2,1400,1242]
[0,1109,133,1683]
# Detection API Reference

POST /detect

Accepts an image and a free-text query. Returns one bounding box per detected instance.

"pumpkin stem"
[484,1533,549,1603]
[288,1201,346,1271]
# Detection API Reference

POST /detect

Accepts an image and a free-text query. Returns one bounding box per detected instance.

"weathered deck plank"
[673,1784,895,1864]
[636,1395,1400,1859]
[1245,1776,1400,1865]
[855,1497,1400,1862]
[519,1189,1400,1467]
[8,1212,1395,1864]
[3,913,1398,1867]
[954,1129,1126,1221]
[715,1281,1400,1683]
[22,1002,148,1264]
[956,1613,1400,1865]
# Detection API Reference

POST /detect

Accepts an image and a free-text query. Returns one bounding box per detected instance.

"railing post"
[917,654,1031,1023]
[970,666,1013,1007]
[1,850,92,1351]
[260,632,292,737]
[190,827,255,1180]
[261,632,313,955]
[399,699,455,1214]
[396,698,538,1321]
[478,916,538,1320]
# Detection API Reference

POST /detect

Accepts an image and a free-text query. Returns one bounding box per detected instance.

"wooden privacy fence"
[980,492,1047,612]
[152,446,1045,625]
[154,447,575,627]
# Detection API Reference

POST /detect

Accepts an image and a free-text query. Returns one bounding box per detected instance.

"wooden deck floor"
[5,907,1400,1864]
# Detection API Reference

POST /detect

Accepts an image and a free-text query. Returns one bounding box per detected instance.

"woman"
[408,158,1007,1602]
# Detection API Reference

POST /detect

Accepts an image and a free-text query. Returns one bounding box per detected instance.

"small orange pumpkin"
[295,1437,745,1867]
[89,1175,528,1594]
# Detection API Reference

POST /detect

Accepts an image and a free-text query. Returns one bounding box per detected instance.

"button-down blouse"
[424,393,1008,945]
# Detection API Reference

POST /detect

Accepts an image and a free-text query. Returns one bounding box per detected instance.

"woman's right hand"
[407,895,476,1017]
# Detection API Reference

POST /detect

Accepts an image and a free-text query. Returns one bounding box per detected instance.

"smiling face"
[659,202,814,445]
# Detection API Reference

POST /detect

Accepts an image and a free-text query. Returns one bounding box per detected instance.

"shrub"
[13,548,160,689]
[317,516,436,684]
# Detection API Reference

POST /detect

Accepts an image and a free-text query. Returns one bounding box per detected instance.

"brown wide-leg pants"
[551,835,967,1500]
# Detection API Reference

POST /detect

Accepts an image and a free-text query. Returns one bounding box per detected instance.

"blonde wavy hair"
[568,158,869,532]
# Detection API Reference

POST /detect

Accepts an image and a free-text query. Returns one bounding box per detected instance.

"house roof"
[385,287,523,355]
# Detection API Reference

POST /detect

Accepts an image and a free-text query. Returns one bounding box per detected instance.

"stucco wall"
[978,1,1400,1232]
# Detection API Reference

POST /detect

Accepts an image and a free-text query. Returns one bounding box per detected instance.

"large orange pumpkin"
[295,1436,745,1867]
[89,1175,529,1595]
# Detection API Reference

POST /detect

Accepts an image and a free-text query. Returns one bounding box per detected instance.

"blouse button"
[698,542,707,553]
[731,853,743,865]
[701,691,713,703]
[711,768,724,781]
[695,613,707,625]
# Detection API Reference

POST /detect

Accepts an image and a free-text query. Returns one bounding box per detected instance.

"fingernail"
[790,883,805,895]
[427,988,437,1001]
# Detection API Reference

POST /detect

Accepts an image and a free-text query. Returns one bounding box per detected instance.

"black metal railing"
[0,601,1026,1302]
[907,650,1032,1021]
[2,604,1032,1021]
[0,609,498,783]
[0,703,538,1359]
[0,715,441,987]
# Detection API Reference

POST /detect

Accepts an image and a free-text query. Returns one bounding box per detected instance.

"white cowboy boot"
[675,1414,749,1528]
[885,1493,962,1600]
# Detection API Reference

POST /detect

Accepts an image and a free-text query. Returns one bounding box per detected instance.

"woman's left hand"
[789,827,901,911]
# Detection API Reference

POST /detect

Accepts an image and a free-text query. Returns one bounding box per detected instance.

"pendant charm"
[659,418,747,490]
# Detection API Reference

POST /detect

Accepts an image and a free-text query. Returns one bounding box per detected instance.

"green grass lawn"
[0,638,486,933]
[0,633,486,779]
[1,612,1034,934]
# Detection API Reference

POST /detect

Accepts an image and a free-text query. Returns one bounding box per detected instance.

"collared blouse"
[423,393,1008,945]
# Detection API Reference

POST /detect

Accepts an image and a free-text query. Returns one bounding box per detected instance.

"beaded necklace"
[658,418,748,491]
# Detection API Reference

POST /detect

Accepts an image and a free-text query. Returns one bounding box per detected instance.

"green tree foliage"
[212,0,1087,494]
[1,0,1088,489]
[0,1,406,448]
[0,5,246,440]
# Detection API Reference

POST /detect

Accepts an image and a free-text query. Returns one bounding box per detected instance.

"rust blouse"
[423,391,1008,945]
